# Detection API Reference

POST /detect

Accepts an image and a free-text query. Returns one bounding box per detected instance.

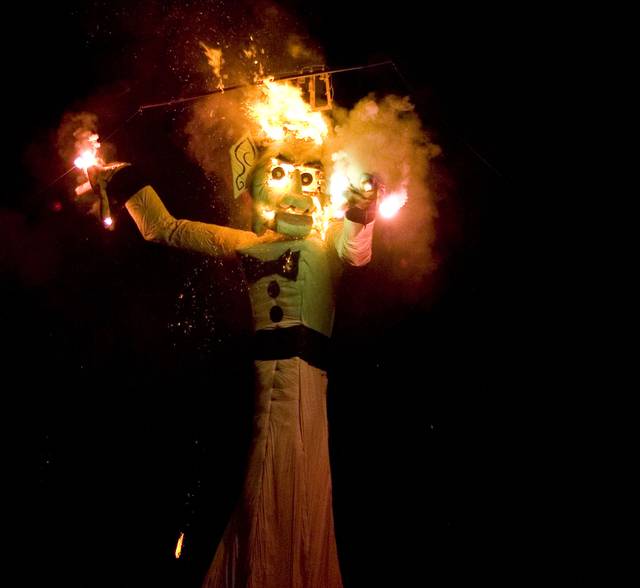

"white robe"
[126,186,374,587]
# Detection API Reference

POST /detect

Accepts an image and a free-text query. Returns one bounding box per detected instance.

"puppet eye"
[301,172,314,186]
[271,167,286,180]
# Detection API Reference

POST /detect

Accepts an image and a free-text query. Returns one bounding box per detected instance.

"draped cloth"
[124,185,374,588]
[202,357,343,588]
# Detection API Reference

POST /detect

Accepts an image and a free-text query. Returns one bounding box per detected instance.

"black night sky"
[2,1,571,586]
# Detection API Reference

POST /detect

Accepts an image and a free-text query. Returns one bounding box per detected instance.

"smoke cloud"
[56,112,99,164]
[325,95,441,282]
[51,2,441,285]
[185,3,325,195]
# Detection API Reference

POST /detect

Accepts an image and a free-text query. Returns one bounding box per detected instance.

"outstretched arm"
[125,185,281,257]
[86,163,283,256]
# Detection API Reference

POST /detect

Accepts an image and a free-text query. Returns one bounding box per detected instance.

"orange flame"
[311,196,333,240]
[73,133,102,173]
[248,80,329,145]
[199,41,225,91]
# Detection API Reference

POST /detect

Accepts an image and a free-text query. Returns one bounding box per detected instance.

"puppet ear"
[230,132,259,199]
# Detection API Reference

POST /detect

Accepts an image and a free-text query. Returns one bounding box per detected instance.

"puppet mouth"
[277,210,313,226]
[277,201,314,225]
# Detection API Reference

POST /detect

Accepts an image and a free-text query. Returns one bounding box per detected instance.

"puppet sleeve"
[125,185,280,257]
[331,214,375,266]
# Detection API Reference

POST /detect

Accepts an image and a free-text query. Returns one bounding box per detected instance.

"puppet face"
[250,153,326,238]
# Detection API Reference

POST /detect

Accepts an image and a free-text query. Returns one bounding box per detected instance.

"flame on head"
[248,80,329,145]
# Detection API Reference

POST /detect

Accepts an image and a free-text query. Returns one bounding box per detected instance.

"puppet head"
[229,79,336,239]
[249,140,329,238]
[229,78,412,238]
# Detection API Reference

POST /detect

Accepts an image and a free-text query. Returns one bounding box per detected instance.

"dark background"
[2,1,571,586]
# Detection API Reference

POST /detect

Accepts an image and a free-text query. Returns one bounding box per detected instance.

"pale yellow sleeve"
[125,185,282,256]
[330,218,375,266]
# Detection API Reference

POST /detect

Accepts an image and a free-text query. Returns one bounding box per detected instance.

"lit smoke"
[199,41,225,91]
[185,15,325,198]
[55,111,120,223]
[324,95,439,200]
[56,112,100,164]
[324,95,441,280]
[287,34,323,62]
[56,111,118,173]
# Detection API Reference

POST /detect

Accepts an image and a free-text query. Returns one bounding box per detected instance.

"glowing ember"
[248,80,329,145]
[259,205,276,222]
[378,191,408,219]
[103,216,113,227]
[175,532,184,559]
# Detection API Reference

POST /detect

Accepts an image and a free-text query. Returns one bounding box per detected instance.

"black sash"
[253,325,329,371]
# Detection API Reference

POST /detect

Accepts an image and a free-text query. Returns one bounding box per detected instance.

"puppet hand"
[346,173,379,210]
[344,173,379,225]
[87,163,130,199]
[84,162,130,229]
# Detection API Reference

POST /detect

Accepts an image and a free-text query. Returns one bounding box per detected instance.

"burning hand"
[91,163,131,225]
[87,165,114,229]
[75,162,130,230]
[346,173,379,211]
[69,132,115,229]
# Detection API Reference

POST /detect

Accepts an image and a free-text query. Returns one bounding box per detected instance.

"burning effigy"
[62,39,437,587]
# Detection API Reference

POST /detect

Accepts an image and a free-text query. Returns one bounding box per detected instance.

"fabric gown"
[125,185,374,587]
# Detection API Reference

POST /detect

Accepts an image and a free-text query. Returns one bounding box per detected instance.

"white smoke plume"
[325,95,441,281]
[56,112,99,164]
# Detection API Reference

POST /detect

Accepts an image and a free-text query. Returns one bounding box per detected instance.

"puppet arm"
[332,217,375,266]
[331,174,378,266]
[125,185,283,257]
[87,162,279,256]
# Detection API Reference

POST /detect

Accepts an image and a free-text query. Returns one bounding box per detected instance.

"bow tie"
[239,248,300,283]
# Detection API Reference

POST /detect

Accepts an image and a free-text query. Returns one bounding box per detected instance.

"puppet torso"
[238,236,342,338]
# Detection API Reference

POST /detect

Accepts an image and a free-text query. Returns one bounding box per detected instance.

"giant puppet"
[83,77,384,588]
